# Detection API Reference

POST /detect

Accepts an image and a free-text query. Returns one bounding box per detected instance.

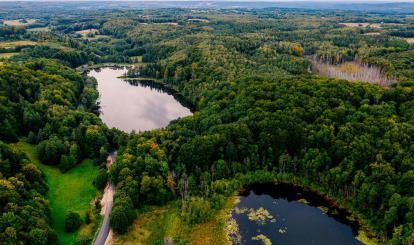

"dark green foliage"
[0,59,113,171]
[107,10,414,243]
[0,141,54,244]
[109,195,136,234]
[0,57,121,243]
[59,154,77,173]
[27,131,38,144]
[2,6,414,244]
[14,46,89,68]
[64,211,81,233]
[93,170,108,190]
[28,229,48,245]
[37,136,65,165]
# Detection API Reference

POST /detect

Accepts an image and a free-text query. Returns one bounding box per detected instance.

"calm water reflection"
[88,67,192,132]
[232,183,361,245]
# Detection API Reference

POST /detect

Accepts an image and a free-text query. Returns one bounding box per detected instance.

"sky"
[1,0,414,3]
[1,0,414,1]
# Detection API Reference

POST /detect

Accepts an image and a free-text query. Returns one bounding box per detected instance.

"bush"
[37,136,65,165]
[110,195,136,234]
[28,229,48,245]
[65,211,82,232]
[76,235,92,245]
[183,196,213,224]
[93,170,108,190]
[85,208,95,224]
[27,131,38,144]
[59,154,76,172]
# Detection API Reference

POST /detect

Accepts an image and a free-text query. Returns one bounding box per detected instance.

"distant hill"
[1,1,414,14]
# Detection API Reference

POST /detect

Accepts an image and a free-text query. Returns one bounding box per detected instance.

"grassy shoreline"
[115,172,377,244]
[115,197,236,245]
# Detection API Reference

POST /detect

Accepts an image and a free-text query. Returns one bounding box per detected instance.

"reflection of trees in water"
[238,182,361,235]
[311,58,397,86]
[125,78,195,111]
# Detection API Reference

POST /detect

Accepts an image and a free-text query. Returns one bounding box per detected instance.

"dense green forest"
[1,3,414,244]
[0,59,124,243]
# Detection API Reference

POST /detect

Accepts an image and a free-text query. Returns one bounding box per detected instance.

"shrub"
[36,136,65,165]
[183,196,213,224]
[110,195,136,234]
[28,229,48,245]
[27,131,38,144]
[93,170,108,190]
[85,208,95,224]
[59,154,76,172]
[76,235,92,245]
[65,211,82,232]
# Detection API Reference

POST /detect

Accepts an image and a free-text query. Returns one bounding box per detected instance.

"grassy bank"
[15,141,100,245]
[115,197,236,244]
[115,171,377,245]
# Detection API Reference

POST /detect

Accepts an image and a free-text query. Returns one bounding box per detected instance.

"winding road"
[94,151,117,245]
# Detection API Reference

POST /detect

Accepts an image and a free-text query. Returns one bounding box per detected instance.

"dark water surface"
[233,183,362,245]
[88,67,192,132]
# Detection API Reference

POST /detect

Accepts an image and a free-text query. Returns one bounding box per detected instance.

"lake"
[88,67,192,132]
[230,183,362,245]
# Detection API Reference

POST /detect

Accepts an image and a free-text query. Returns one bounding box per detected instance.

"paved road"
[94,151,117,245]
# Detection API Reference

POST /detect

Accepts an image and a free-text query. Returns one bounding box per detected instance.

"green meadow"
[16,141,99,245]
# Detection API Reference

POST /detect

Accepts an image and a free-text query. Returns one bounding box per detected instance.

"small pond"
[88,67,192,132]
[230,183,362,245]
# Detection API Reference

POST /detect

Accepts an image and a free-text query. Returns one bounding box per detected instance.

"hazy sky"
[2,0,414,1]
[1,0,414,3]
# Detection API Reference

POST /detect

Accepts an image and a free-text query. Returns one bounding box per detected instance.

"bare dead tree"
[163,237,174,245]
[310,56,398,86]
[178,173,189,213]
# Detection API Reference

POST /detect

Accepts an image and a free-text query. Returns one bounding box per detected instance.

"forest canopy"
[0,3,414,244]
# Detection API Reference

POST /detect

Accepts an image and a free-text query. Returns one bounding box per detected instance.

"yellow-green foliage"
[247,207,274,225]
[252,234,272,245]
[337,62,362,74]
[0,40,37,48]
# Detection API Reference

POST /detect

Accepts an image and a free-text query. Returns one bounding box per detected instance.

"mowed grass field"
[15,141,99,245]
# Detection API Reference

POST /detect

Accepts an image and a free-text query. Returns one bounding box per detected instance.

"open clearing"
[85,35,112,40]
[340,22,381,28]
[115,203,188,244]
[3,19,37,26]
[0,53,18,58]
[130,55,143,63]
[28,27,51,32]
[160,22,179,26]
[15,141,99,245]
[311,60,397,86]
[75,28,99,36]
[74,29,111,40]
[406,38,414,43]
[364,32,381,36]
[188,18,210,23]
[0,40,37,48]
[115,197,235,244]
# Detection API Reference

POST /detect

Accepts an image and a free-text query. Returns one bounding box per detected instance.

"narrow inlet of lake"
[88,67,192,132]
